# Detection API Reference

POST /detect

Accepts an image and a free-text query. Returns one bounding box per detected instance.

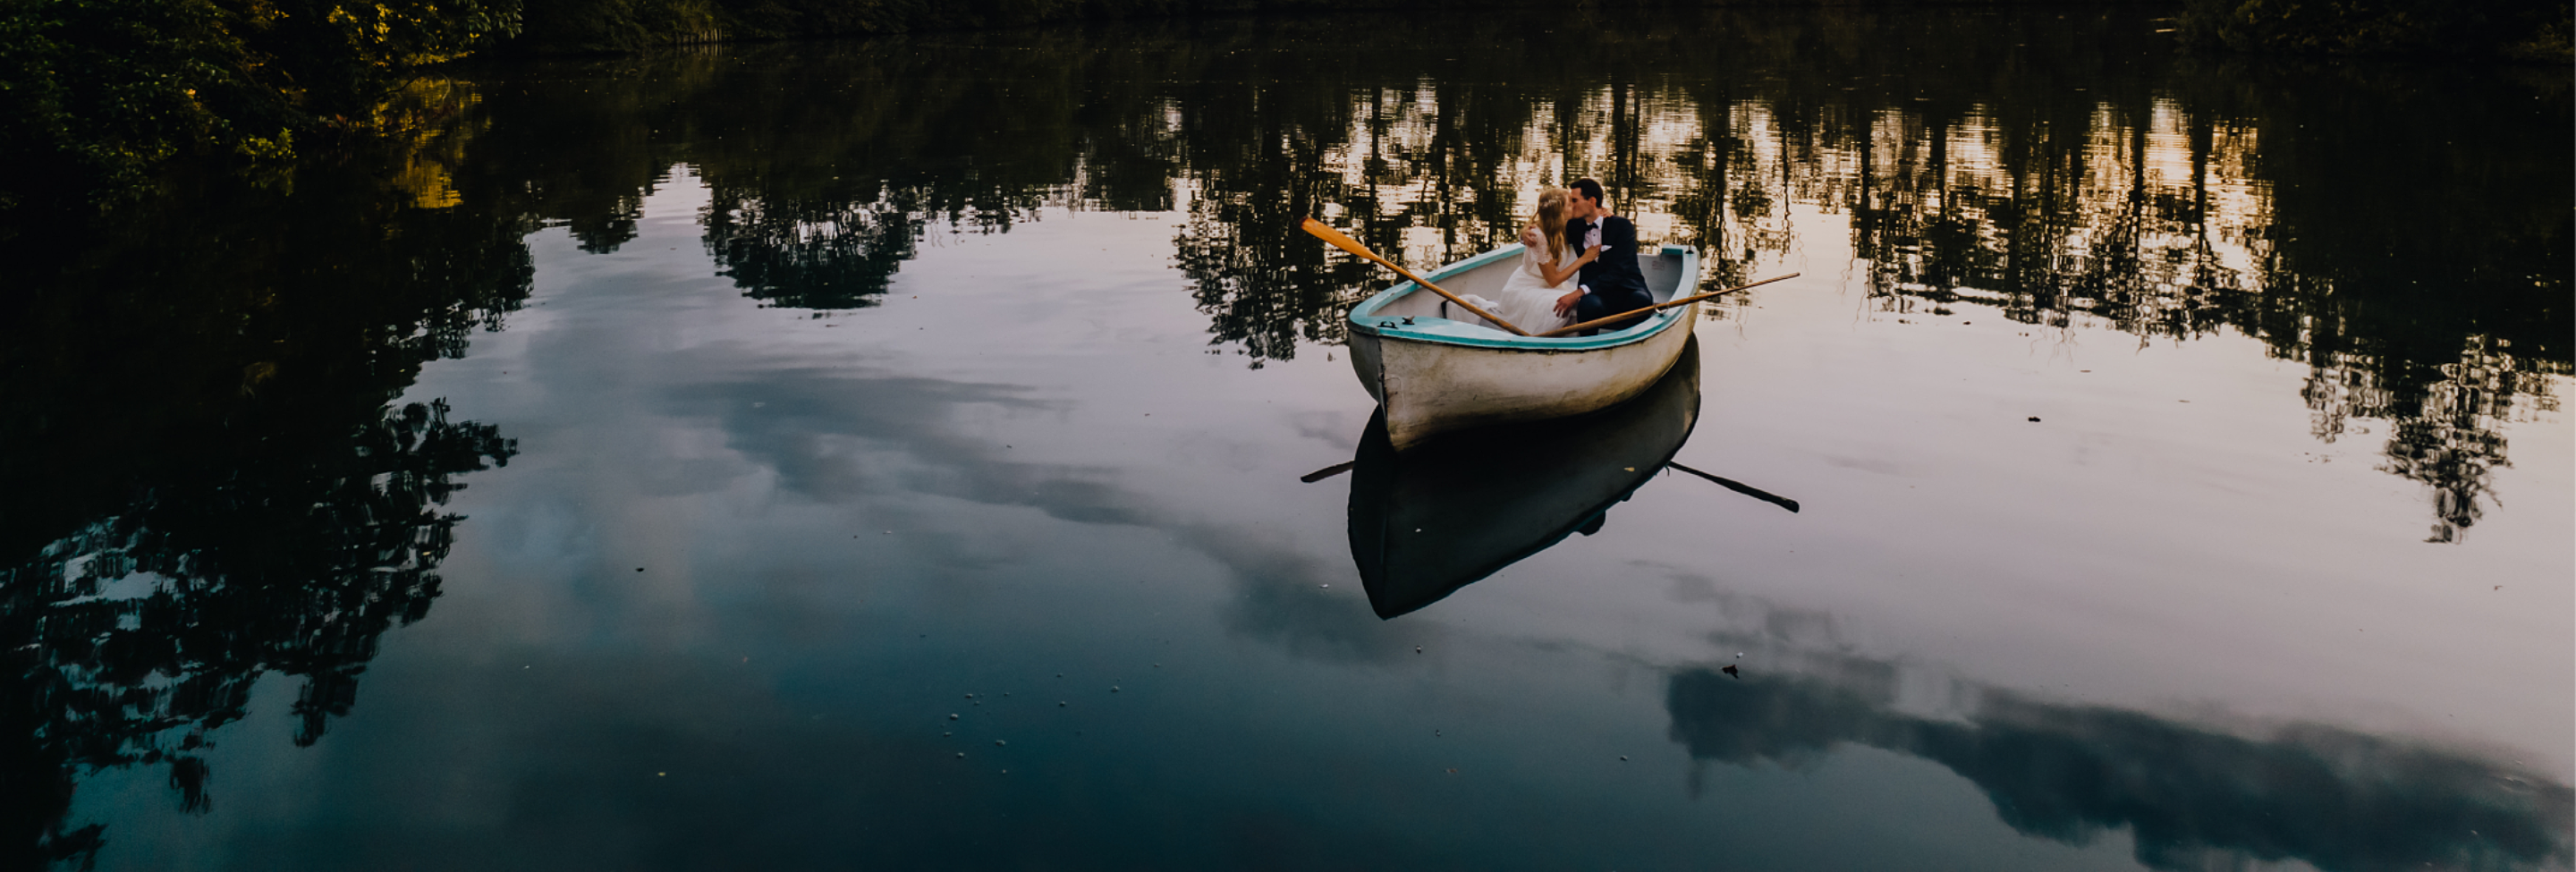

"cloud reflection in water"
[1666,660,2573,872]
[657,351,1426,664]
[660,359,1146,526]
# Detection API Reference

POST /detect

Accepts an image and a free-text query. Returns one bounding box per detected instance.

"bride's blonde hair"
[1532,189,1570,260]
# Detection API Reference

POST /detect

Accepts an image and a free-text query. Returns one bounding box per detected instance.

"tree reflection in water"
[444,12,2561,538]
[0,100,527,866]
[0,7,2564,866]
[1651,575,2574,872]
[1667,663,2573,872]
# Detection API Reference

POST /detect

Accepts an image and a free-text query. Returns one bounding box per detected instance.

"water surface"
[4,8,2570,870]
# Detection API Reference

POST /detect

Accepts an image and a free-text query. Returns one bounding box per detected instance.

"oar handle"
[1533,273,1799,338]
[1300,217,1531,336]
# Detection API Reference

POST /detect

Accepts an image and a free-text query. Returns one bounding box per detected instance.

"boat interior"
[1364,246,1689,334]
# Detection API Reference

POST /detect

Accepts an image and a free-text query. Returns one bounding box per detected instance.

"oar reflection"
[1666,461,1799,512]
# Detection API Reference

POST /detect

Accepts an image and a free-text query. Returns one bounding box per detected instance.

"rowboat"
[1348,338,1701,619]
[1344,242,1701,450]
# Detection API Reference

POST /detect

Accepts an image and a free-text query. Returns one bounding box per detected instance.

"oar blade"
[1300,216,1385,265]
[1297,216,1530,336]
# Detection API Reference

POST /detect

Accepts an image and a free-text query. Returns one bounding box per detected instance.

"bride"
[1486,188,1593,334]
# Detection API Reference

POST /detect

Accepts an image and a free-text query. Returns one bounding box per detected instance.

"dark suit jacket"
[1567,215,1649,301]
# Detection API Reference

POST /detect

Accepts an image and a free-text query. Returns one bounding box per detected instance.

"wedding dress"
[1484,234,1576,334]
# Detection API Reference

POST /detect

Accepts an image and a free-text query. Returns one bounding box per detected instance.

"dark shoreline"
[4,0,2559,215]
[506,0,2148,56]
[493,0,2563,63]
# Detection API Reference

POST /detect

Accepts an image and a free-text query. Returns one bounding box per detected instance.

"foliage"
[510,0,1660,53]
[2180,0,2574,60]
[513,0,720,54]
[0,0,521,210]
[2521,10,2576,58]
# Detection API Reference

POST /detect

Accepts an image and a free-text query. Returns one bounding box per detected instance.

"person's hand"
[1555,290,1582,317]
[1519,225,1543,249]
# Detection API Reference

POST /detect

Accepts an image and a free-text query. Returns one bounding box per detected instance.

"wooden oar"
[1300,217,1530,336]
[1534,273,1800,338]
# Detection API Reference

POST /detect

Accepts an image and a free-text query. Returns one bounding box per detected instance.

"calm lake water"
[4,7,2571,870]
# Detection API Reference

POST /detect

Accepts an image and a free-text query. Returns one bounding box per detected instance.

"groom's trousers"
[1573,286,1654,334]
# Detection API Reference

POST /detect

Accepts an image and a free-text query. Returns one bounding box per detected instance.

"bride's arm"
[1539,245,1597,287]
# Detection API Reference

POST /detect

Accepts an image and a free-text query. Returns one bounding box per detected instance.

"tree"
[0,0,520,210]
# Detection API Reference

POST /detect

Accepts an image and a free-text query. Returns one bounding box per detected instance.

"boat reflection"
[1347,339,1701,619]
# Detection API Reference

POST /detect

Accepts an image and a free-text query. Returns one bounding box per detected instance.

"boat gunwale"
[1346,243,1701,351]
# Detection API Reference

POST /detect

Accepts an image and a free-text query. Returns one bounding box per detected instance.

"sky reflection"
[4,7,2569,870]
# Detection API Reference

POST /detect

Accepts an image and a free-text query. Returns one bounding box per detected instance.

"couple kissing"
[1481,177,1651,336]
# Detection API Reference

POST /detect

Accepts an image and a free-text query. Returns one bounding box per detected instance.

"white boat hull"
[1344,244,1701,450]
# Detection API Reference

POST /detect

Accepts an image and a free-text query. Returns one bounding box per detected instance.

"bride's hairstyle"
[1533,189,1570,260]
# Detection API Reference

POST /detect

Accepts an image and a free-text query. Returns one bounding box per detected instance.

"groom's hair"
[1570,177,1606,207]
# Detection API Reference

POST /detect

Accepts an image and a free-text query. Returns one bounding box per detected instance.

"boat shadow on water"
[1344,337,1717,620]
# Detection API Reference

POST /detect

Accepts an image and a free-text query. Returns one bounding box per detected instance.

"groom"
[1553,178,1652,334]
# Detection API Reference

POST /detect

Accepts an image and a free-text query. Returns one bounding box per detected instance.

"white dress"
[1485,233,1576,334]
